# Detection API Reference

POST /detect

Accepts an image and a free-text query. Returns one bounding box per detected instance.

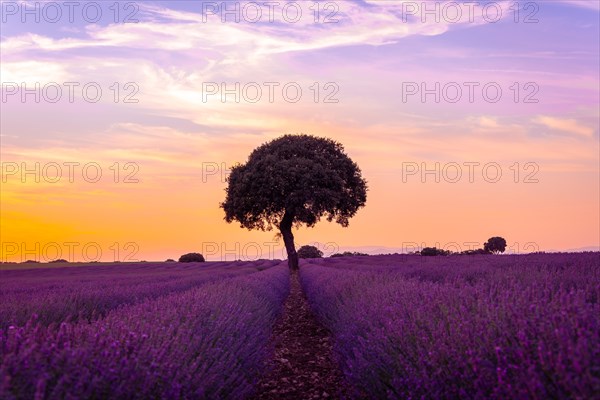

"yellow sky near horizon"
[1,124,598,262]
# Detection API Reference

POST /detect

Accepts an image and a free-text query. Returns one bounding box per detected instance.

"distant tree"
[22,260,39,264]
[420,247,451,256]
[420,247,438,256]
[221,135,368,270]
[165,259,176,262]
[297,245,323,259]
[178,253,206,263]
[484,237,507,254]
[331,251,369,257]
[461,248,489,256]
[49,259,69,263]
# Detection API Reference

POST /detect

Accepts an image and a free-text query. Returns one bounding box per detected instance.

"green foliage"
[297,245,324,259]
[178,253,206,263]
[221,134,368,231]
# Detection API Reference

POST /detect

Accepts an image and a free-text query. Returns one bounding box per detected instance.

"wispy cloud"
[1,1,517,60]
[1,0,598,255]
[533,116,596,138]
[558,1,600,11]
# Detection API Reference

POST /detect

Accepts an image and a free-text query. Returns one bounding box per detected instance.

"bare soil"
[251,271,349,400]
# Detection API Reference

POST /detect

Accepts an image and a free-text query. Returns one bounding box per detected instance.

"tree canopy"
[221,134,367,269]
[484,237,507,254]
[178,253,206,263]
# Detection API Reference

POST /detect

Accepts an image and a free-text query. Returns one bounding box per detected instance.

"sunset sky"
[1,0,599,262]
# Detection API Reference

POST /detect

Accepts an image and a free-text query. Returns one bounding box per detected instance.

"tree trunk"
[280,210,298,270]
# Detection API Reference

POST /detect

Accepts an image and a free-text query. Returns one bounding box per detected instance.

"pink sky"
[1,1,598,262]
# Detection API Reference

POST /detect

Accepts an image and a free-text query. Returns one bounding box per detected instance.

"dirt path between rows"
[251,270,349,399]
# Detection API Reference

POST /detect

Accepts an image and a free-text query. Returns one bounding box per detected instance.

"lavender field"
[3,0,598,398]
[1,253,599,399]
[302,253,600,399]
[1,261,289,399]
[0,260,281,328]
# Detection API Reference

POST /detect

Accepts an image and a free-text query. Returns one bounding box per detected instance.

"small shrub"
[178,253,206,263]
[297,245,323,259]
[49,259,69,263]
[165,259,176,262]
[331,251,369,258]
[420,247,450,256]
[461,249,489,255]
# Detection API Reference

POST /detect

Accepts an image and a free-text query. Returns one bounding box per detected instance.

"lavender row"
[1,263,290,399]
[0,260,280,329]
[304,252,599,280]
[0,260,279,286]
[300,254,600,399]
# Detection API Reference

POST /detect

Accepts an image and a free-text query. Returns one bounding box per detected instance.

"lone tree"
[221,135,367,270]
[484,237,507,254]
[297,245,323,259]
